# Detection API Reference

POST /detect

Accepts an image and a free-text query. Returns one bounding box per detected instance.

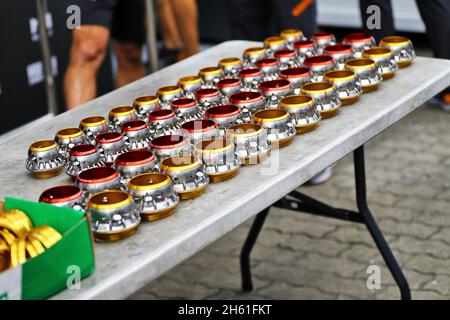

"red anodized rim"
[195,88,220,99]
[304,55,334,67]
[77,166,120,184]
[258,79,291,92]
[39,185,83,204]
[217,78,241,88]
[96,132,123,144]
[294,40,315,49]
[121,120,148,132]
[238,68,262,78]
[344,32,374,43]
[171,98,197,109]
[115,150,156,166]
[255,58,278,68]
[324,44,353,55]
[280,67,311,79]
[70,144,97,157]
[274,49,296,59]
[181,119,217,133]
[150,135,187,150]
[229,91,263,104]
[312,31,334,40]
[205,104,241,119]
[148,109,175,121]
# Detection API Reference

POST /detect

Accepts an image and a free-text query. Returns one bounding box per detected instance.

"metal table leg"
[239,145,411,299]
[240,207,271,292]
[353,147,411,300]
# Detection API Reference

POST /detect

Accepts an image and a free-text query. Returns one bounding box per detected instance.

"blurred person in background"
[64,0,146,110]
[158,0,200,64]
[360,0,450,111]
[64,0,199,110]
[227,0,318,40]
[226,0,335,185]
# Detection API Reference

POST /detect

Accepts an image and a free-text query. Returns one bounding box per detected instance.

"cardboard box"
[0,197,95,300]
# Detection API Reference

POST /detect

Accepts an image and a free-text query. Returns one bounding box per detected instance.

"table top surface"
[0,41,449,299]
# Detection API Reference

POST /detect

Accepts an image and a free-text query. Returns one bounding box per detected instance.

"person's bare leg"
[112,41,145,88]
[170,0,199,58]
[64,25,110,110]
[157,0,183,50]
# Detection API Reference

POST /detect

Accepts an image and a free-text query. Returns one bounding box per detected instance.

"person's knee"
[75,40,107,62]
[70,28,109,65]
[114,42,143,68]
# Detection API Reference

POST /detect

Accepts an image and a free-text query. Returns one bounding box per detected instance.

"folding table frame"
[240,145,411,300]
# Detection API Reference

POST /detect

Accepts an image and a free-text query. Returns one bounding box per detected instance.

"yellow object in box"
[0,206,63,269]
[0,198,95,300]
[0,208,33,237]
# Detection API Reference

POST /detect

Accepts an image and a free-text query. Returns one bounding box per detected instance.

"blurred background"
[0,0,439,137]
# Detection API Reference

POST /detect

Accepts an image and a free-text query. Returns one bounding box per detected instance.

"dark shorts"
[227,0,318,41]
[78,0,146,44]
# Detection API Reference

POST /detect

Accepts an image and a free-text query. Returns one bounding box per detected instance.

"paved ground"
[130,104,450,300]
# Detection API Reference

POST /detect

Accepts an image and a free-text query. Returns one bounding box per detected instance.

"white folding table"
[0,41,449,300]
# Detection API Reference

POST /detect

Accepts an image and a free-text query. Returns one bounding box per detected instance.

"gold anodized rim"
[265,36,285,46]
[133,95,158,106]
[157,86,182,95]
[208,167,239,183]
[280,29,303,38]
[94,227,137,241]
[301,82,335,94]
[227,124,264,138]
[178,185,207,200]
[29,140,58,152]
[88,190,132,210]
[345,58,376,69]
[109,106,135,117]
[219,57,241,67]
[199,67,222,76]
[141,206,177,221]
[279,95,314,108]
[160,156,202,172]
[195,140,233,154]
[324,70,356,82]
[56,128,84,139]
[80,116,107,127]
[196,144,232,154]
[253,109,289,123]
[178,75,202,85]
[128,173,171,191]
[321,108,340,119]
[380,36,411,47]
[363,47,393,59]
[244,47,266,56]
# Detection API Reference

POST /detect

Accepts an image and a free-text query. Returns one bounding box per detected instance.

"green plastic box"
[0,197,95,300]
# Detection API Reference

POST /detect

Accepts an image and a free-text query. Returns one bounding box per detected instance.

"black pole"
[36,0,58,114]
